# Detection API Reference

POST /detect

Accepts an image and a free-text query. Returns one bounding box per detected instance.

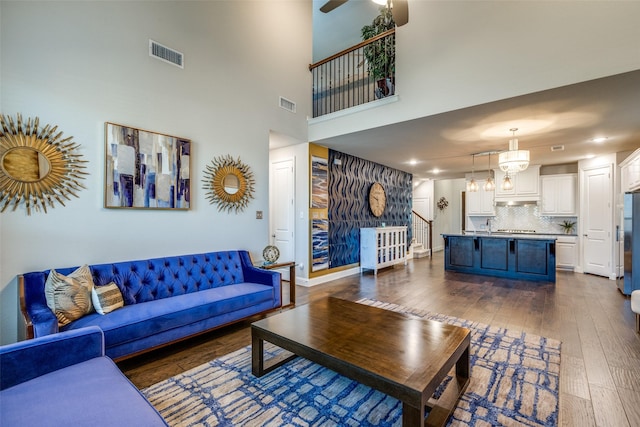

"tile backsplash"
[467,205,577,235]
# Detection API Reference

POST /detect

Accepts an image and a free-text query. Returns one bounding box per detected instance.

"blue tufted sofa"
[20,250,281,360]
[1,326,168,426]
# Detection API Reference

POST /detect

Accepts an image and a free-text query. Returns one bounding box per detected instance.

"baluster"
[309,29,395,117]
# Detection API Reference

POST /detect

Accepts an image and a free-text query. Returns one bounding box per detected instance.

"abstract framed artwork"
[311,155,328,209]
[311,217,329,272]
[105,122,190,209]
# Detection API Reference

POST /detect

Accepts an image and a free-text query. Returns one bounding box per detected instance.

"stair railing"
[411,210,433,258]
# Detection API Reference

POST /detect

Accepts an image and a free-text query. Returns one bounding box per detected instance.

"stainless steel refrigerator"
[619,192,640,295]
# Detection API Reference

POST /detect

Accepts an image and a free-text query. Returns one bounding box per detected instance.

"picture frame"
[311,155,328,209]
[311,217,329,272]
[105,122,190,209]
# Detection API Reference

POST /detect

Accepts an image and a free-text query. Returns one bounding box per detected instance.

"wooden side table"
[258,261,296,308]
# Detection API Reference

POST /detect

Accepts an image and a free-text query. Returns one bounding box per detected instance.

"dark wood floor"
[119,252,640,427]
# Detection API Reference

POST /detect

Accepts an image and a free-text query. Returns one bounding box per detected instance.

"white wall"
[413,179,434,207]
[312,0,380,62]
[309,1,640,141]
[0,1,312,344]
[432,178,466,252]
[412,178,434,221]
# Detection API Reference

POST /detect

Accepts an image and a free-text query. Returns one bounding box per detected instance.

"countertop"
[444,232,562,240]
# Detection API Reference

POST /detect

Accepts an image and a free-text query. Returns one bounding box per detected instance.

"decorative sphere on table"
[263,245,280,264]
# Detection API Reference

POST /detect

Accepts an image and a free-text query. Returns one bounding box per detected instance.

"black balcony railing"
[309,29,395,118]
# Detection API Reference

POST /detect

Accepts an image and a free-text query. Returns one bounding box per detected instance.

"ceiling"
[313,69,640,181]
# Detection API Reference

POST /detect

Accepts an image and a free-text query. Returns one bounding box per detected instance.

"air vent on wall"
[279,96,296,113]
[550,145,565,152]
[149,39,184,68]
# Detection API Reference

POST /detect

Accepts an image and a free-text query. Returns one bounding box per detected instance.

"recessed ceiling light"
[585,154,596,159]
[591,137,608,143]
[408,159,418,166]
[432,168,440,174]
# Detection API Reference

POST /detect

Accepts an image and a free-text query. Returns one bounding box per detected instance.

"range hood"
[495,200,539,207]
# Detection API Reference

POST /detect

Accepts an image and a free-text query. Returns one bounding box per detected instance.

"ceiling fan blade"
[392,0,409,26]
[320,0,349,13]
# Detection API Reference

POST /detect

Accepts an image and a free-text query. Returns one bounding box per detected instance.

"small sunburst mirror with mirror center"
[0,114,88,215]
[203,155,255,213]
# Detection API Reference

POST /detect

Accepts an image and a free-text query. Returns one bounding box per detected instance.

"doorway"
[270,157,295,279]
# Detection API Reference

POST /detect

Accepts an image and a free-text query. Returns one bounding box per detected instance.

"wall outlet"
[256,211,263,219]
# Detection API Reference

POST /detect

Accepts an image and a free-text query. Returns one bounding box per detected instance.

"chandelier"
[498,128,530,174]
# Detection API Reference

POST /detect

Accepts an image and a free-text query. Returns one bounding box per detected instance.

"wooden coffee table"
[251,297,470,427]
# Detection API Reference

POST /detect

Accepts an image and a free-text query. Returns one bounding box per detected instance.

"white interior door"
[582,165,612,277]
[270,158,295,279]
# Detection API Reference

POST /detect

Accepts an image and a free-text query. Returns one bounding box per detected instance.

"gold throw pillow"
[44,265,95,326]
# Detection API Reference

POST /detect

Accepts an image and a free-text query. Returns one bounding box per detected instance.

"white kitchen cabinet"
[360,226,407,275]
[466,188,495,216]
[494,165,540,202]
[620,148,640,192]
[540,174,577,216]
[465,174,495,216]
[556,236,578,270]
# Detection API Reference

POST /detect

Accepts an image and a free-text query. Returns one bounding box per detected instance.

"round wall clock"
[368,182,386,217]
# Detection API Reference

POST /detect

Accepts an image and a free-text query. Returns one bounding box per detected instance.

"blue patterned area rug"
[143,299,561,426]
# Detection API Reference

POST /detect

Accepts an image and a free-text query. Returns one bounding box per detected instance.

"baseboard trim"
[298,267,361,287]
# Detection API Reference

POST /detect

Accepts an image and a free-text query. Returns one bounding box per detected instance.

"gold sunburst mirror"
[203,155,255,213]
[0,114,88,215]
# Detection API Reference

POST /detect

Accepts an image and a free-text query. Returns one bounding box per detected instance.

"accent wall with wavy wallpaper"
[328,149,412,269]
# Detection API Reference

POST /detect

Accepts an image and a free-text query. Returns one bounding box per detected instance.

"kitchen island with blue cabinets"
[443,233,556,282]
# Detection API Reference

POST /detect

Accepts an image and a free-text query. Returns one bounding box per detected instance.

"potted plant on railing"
[361,5,396,98]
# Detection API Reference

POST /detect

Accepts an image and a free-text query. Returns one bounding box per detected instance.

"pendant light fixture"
[502,173,514,190]
[498,128,530,174]
[484,152,495,191]
[468,154,478,192]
